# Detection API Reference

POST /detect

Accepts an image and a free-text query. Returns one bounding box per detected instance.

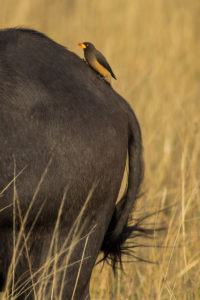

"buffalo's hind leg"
[0,228,44,300]
[0,228,13,294]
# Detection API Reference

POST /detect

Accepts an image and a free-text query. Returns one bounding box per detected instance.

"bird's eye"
[86,44,89,47]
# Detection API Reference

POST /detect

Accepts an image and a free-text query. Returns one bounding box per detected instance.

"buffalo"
[0,28,144,299]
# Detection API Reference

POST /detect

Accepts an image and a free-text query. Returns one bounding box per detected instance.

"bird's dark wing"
[95,50,117,79]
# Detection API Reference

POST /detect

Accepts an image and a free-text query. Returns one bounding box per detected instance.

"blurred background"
[0,0,199,299]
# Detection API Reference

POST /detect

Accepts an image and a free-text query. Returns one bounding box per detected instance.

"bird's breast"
[85,53,111,83]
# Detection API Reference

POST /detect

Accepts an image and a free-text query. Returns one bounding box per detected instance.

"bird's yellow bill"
[78,43,86,48]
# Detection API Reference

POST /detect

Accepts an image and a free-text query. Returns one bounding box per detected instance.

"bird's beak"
[78,43,86,49]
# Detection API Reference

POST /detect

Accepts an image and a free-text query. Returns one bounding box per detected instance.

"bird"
[78,42,116,84]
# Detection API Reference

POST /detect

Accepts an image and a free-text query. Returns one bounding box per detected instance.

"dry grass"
[0,0,199,299]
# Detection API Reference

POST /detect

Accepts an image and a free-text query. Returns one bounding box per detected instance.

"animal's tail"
[101,108,146,270]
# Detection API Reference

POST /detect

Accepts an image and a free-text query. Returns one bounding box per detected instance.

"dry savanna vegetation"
[0,0,199,299]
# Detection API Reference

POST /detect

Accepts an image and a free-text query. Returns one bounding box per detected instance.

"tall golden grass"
[0,0,199,299]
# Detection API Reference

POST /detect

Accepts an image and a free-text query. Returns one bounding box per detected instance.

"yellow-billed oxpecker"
[78,42,117,84]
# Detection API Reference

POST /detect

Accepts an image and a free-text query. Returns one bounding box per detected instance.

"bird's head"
[78,42,95,51]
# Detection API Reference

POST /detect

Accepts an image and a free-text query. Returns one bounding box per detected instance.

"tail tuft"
[100,207,168,271]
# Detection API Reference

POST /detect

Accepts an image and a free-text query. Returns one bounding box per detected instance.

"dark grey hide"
[0,28,143,299]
